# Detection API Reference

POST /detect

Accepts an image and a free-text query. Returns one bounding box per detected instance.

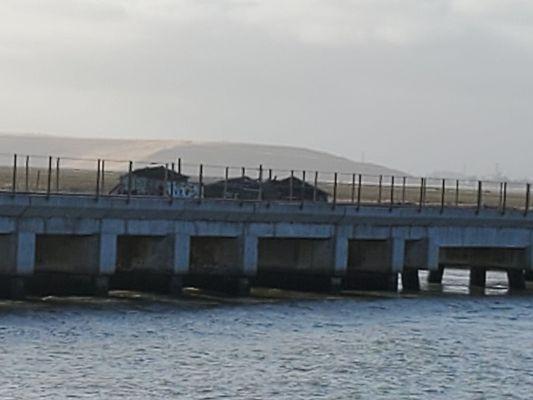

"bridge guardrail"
[0,152,530,214]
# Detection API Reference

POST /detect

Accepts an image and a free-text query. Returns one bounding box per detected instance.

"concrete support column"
[240,235,258,277]
[401,269,420,291]
[168,233,190,296]
[96,234,116,296]
[507,269,526,291]
[426,239,440,272]
[15,232,36,276]
[470,267,486,288]
[172,233,190,275]
[526,244,533,281]
[1,232,37,298]
[168,275,183,296]
[98,233,117,275]
[390,237,405,273]
[333,227,349,277]
[93,276,110,297]
[428,266,445,284]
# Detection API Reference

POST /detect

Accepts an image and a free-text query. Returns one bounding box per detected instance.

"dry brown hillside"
[0,133,407,177]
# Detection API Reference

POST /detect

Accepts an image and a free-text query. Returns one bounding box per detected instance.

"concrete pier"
[2,193,533,298]
[507,269,526,291]
[427,267,444,284]
[470,268,487,288]
[402,269,420,291]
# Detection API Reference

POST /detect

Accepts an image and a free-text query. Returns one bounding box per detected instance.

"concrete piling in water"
[428,266,444,284]
[507,269,526,291]
[0,277,27,299]
[401,269,420,291]
[524,271,533,281]
[93,276,110,297]
[469,267,487,288]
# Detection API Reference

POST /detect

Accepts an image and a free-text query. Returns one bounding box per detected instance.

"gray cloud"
[1,0,533,178]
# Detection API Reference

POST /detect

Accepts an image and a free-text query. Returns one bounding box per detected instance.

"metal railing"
[0,152,531,214]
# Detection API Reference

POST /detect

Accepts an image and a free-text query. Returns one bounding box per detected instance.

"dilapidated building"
[204,175,328,201]
[110,166,198,198]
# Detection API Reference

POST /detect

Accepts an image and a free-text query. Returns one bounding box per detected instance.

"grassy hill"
[0,133,406,177]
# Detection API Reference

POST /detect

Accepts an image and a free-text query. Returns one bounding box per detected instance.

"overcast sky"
[1,1,532,177]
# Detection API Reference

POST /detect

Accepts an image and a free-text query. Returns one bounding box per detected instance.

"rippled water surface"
[2,270,533,399]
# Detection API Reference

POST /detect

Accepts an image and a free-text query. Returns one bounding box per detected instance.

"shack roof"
[271,176,328,193]
[205,176,259,187]
[129,166,189,182]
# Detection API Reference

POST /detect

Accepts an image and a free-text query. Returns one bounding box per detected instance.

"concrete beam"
[249,223,333,239]
[440,247,527,269]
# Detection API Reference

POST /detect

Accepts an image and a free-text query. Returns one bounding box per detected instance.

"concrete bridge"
[1,193,532,298]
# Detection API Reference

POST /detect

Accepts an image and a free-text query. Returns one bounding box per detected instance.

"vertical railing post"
[198,164,204,200]
[313,171,318,202]
[101,159,106,195]
[351,173,356,203]
[127,161,132,203]
[401,176,406,205]
[241,167,245,179]
[389,176,395,211]
[268,169,273,181]
[502,182,507,215]
[357,174,362,210]
[46,156,52,199]
[96,159,101,199]
[525,183,530,216]
[498,182,504,209]
[301,170,306,203]
[178,158,182,175]
[476,180,483,214]
[423,177,427,205]
[170,162,175,204]
[418,177,424,212]
[377,175,383,204]
[258,165,263,201]
[25,155,30,192]
[11,154,17,194]
[440,178,446,213]
[163,163,169,198]
[455,179,460,206]
[55,157,60,193]
[332,172,338,208]
[223,166,229,199]
[289,170,294,201]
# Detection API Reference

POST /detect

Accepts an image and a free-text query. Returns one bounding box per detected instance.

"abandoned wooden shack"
[203,175,329,201]
[110,166,198,198]
[203,176,262,200]
[264,176,329,202]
